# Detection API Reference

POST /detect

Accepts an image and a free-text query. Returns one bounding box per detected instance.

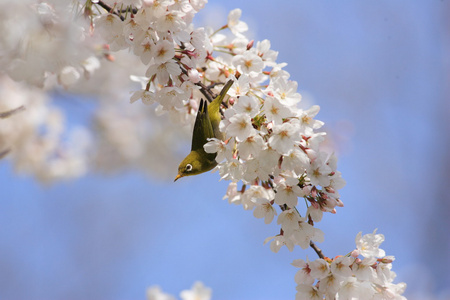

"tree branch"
[0,105,25,119]
[0,149,10,160]
[309,240,325,259]
[96,0,125,21]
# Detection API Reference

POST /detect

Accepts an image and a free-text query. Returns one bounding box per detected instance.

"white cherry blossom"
[222,182,242,205]
[330,256,354,278]
[355,229,386,258]
[268,121,301,155]
[153,40,176,64]
[228,74,250,97]
[232,51,264,75]
[204,138,233,163]
[309,258,330,280]
[270,77,302,107]
[225,112,255,142]
[227,8,248,37]
[146,59,181,84]
[180,281,211,300]
[237,134,265,160]
[264,234,295,253]
[274,176,304,208]
[233,95,259,117]
[253,200,277,224]
[262,96,292,125]
[130,89,156,105]
[295,284,322,300]
[277,209,302,232]
[292,258,315,285]
[146,286,175,300]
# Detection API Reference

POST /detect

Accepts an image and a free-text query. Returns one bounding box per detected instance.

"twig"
[118,6,138,14]
[0,105,25,119]
[0,149,10,160]
[96,0,125,21]
[310,240,325,259]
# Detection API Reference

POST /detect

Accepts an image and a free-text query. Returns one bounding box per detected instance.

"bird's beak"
[174,174,182,182]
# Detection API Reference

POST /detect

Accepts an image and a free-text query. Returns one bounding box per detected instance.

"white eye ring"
[186,164,193,172]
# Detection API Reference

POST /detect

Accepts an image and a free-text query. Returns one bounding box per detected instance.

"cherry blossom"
[180,282,211,300]
[224,113,255,142]
[227,8,248,37]
[147,286,176,300]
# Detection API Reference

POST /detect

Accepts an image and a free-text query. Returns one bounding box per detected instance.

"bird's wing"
[191,99,215,151]
[208,79,234,140]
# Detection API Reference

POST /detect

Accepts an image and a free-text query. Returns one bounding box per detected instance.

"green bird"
[174,80,234,181]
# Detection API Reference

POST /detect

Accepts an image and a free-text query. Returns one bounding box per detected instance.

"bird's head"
[174,151,211,181]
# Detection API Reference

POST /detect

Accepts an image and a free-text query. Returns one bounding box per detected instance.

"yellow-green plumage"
[174,80,234,181]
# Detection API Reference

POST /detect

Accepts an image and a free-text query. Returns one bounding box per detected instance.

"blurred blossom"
[0,76,90,182]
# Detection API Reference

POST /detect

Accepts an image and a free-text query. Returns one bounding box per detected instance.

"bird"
[174,80,234,181]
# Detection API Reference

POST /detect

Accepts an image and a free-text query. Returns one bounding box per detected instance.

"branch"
[96,0,125,21]
[118,6,138,14]
[309,240,325,259]
[0,149,10,160]
[0,105,25,119]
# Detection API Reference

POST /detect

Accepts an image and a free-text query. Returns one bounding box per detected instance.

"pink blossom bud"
[311,187,317,198]
[247,40,254,50]
[325,186,335,194]
[351,250,360,257]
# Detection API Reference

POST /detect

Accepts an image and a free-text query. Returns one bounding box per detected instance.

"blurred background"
[1,0,449,299]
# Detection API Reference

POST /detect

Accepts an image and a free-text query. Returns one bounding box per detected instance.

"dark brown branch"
[0,105,25,119]
[97,0,125,21]
[118,7,138,14]
[0,149,10,160]
[197,82,216,103]
[310,240,325,259]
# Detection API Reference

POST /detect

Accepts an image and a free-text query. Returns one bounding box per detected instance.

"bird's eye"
[185,164,193,172]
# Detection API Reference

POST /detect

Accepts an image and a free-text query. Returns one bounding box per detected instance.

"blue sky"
[1,1,449,299]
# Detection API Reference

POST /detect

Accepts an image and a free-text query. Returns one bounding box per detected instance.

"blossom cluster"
[0,1,100,88]
[87,0,346,252]
[143,232,407,300]
[93,0,209,124]
[293,230,406,299]
[0,75,90,182]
